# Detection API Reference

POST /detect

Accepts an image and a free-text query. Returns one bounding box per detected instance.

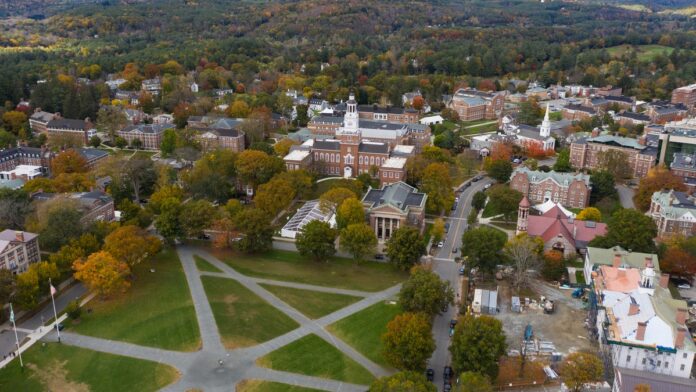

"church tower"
[540,103,551,138]
[337,92,360,178]
[516,196,531,235]
[342,92,360,133]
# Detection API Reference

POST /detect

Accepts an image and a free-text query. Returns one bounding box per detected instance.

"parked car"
[449,319,457,328]
[452,247,458,253]
[458,266,466,275]
[449,327,455,337]
[57,323,65,331]
[441,303,448,312]
[197,233,211,240]
[472,176,480,182]
[455,196,460,203]
[438,241,444,248]
[444,366,453,379]
[672,278,692,289]
[426,368,434,381]
[374,254,385,260]
[483,183,491,190]
[445,223,450,233]
[451,202,458,211]
[443,383,451,392]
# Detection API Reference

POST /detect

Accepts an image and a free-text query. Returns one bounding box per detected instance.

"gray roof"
[453,95,487,106]
[0,229,38,244]
[310,116,343,125]
[78,148,109,161]
[358,142,389,154]
[357,105,415,114]
[516,124,549,141]
[313,140,340,151]
[121,123,174,134]
[0,147,43,161]
[588,134,645,150]
[670,152,696,171]
[30,111,54,122]
[618,111,650,122]
[564,104,596,114]
[362,182,426,212]
[512,167,591,187]
[47,118,87,130]
[209,118,242,130]
[605,95,634,104]
[614,367,696,392]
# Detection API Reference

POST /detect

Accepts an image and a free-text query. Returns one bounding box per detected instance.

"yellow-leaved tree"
[103,225,161,268]
[73,252,130,298]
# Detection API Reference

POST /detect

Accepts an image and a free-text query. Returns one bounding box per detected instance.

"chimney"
[15,231,24,242]
[675,327,687,349]
[659,273,670,289]
[636,321,647,341]
[676,308,687,325]
[613,253,622,268]
[628,302,640,316]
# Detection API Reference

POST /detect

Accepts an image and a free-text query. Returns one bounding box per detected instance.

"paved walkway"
[39,245,398,391]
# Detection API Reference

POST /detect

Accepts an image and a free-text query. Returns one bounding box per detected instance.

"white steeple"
[343,92,359,133]
[540,102,551,138]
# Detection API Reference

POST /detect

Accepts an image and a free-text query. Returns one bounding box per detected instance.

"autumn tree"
[227,100,250,118]
[385,226,426,270]
[412,95,425,111]
[399,267,454,316]
[73,251,131,298]
[589,208,657,253]
[96,106,128,141]
[450,315,507,380]
[273,138,297,157]
[381,312,435,371]
[486,184,523,222]
[461,227,507,275]
[504,233,543,290]
[27,197,83,251]
[560,352,604,392]
[576,207,602,222]
[254,177,296,217]
[2,111,27,134]
[340,223,377,261]
[104,225,161,267]
[236,150,284,191]
[235,208,274,253]
[296,220,337,262]
[180,199,218,237]
[485,158,513,183]
[336,198,365,229]
[431,218,445,244]
[369,371,436,392]
[421,162,454,214]
[51,150,88,175]
[455,372,494,392]
[661,246,696,278]
[15,268,39,310]
[634,166,687,212]
[542,250,566,281]
[320,187,358,212]
[155,197,184,243]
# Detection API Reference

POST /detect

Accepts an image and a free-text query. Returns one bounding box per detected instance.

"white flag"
[50,284,56,296]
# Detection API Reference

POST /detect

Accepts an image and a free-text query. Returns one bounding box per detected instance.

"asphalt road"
[427,177,493,390]
[0,282,87,359]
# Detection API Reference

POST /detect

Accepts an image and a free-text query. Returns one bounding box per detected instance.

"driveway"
[428,177,493,390]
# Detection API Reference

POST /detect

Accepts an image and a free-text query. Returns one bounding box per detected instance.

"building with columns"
[361,182,427,248]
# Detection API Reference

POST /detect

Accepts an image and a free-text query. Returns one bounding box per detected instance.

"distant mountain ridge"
[0,0,147,18]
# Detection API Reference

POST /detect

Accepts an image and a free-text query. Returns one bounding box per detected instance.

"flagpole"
[9,303,23,368]
[49,278,60,343]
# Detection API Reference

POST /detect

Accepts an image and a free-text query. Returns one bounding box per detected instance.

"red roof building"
[516,199,607,257]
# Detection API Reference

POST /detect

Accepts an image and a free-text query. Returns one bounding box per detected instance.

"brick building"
[670,152,696,191]
[648,190,696,238]
[570,134,657,179]
[0,146,52,173]
[357,105,419,123]
[284,94,413,183]
[361,182,427,248]
[561,104,596,121]
[615,111,651,127]
[117,123,174,150]
[645,101,688,124]
[509,167,591,208]
[0,230,40,274]
[446,88,505,121]
[191,117,246,153]
[47,118,96,146]
[671,83,696,109]
[28,109,55,134]
[33,191,115,224]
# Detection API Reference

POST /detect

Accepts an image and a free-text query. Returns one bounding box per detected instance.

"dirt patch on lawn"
[223,294,239,304]
[27,360,90,392]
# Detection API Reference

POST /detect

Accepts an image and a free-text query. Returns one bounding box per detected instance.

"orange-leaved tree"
[73,251,131,298]
[633,166,686,212]
[103,225,161,267]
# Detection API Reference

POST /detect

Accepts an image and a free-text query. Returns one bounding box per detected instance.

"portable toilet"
[511,296,521,312]
[480,289,490,314]
[472,289,483,314]
[487,290,498,314]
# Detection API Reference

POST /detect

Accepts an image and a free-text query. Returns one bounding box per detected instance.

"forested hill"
[1,0,696,105]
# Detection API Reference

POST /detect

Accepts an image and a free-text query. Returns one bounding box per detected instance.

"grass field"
[236,380,323,392]
[604,44,675,62]
[194,255,223,273]
[310,178,363,199]
[327,301,402,368]
[68,249,201,351]
[259,284,361,319]
[201,276,299,348]
[212,249,407,292]
[0,343,178,392]
[257,334,374,385]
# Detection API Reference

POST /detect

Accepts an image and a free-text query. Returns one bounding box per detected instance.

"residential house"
[141,78,161,95]
[361,182,427,247]
[0,230,40,274]
[516,198,607,257]
[648,190,696,238]
[509,167,591,208]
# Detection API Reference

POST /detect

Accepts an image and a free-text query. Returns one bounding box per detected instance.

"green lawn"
[69,249,201,351]
[201,276,299,348]
[257,334,375,385]
[310,178,363,199]
[237,380,323,392]
[213,249,407,292]
[259,284,361,319]
[0,343,178,392]
[327,301,402,368]
[575,270,586,285]
[195,255,222,273]
[604,44,676,62]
